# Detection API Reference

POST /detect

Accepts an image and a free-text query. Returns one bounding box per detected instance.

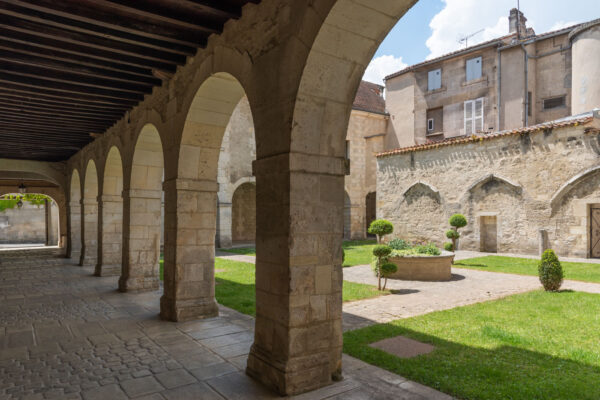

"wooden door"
[591,207,600,258]
[481,216,498,253]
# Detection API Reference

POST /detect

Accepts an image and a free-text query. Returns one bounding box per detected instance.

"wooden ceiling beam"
[0,100,123,120]
[0,112,112,130]
[0,91,131,111]
[0,0,200,54]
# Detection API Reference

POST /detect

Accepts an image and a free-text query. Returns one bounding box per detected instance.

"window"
[428,69,441,91]
[527,91,532,116]
[464,98,484,134]
[426,107,443,135]
[427,119,434,131]
[543,95,566,110]
[466,56,482,81]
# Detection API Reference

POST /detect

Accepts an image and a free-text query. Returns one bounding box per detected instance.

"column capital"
[252,152,347,177]
[162,178,218,192]
[98,194,122,203]
[68,201,81,208]
[122,189,162,199]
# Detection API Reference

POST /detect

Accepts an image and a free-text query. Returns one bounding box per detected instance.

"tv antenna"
[458,29,484,48]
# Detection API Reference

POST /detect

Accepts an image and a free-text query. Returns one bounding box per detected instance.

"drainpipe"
[521,43,529,127]
[497,46,502,131]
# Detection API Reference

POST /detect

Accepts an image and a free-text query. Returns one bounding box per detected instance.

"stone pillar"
[350,203,365,240]
[538,229,549,255]
[217,202,232,248]
[44,199,51,246]
[80,198,98,266]
[95,195,122,277]
[160,178,219,321]
[67,201,81,259]
[49,201,59,246]
[246,152,344,396]
[119,189,161,292]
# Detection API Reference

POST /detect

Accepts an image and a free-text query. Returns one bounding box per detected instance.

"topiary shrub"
[389,238,411,250]
[372,244,392,290]
[380,262,398,290]
[447,214,468,251]
[368,219,394,243]
[444,242,454,252]
[538,249,563,291]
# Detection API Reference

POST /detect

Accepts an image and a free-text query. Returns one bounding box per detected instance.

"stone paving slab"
[0,253,452,400]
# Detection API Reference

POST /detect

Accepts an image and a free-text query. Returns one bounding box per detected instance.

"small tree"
[369,219,394,243]
[380,262,397,291]
[538,249,563,291]
[372,244,392,290]
[447,214,467,251]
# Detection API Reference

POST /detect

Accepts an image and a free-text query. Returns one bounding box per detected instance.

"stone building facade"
[216,81,388,247]
[0,200,59,245]
[377,111,600,258]
[385,10,600,148]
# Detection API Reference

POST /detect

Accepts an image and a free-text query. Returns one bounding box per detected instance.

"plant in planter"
[389,238,411,250]
[538,249,563,291]
[368,219,394,243]
[380,262,397,290]
[372,244,392,290]
[444,242,454,251]
[446,214,467,251]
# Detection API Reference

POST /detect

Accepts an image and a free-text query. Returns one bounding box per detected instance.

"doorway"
[590,206,600,258]
[480,215,498,253]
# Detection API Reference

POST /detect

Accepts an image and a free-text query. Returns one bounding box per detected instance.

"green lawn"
[215,258,388,316]
[455,255,600,283]
[218,239,377,267]
[344,290,600,400]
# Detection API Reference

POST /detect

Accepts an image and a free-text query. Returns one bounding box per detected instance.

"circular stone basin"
[388,251,454,281]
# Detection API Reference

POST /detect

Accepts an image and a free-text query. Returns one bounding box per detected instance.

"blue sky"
[363,0,599,85]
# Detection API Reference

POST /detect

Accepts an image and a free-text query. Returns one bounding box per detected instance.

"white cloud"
[363,55,407,85]
[549,20,578,31]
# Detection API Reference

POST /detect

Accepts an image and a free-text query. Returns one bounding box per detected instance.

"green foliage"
[538,249,564,291]
[380,262,398,277]
[372,245,392,258]
[449,214,467,228]
[445,229,460,239]
[0,194,51,212]
[389,238,411,250]
[444,242,454,251]
[368,219,394,242]
[342,248,345,263]
[414,243,442,256]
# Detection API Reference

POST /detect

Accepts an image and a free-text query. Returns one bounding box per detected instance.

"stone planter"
[388,251,454,281]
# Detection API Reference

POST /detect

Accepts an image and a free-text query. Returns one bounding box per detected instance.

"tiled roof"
[352,80,386,115]
[376,115,595,158]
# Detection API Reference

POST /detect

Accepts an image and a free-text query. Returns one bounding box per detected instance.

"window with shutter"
[464,97,485,134]
[466,57,482,81]
[428,69,441,91]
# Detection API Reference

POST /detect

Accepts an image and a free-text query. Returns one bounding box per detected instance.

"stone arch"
[68,169,82,259]
[551,165,600,212]
[396,182,445,243]
[366,191,377,235]
[232,182,256,243]
[402,181,441,204]
[96,146,124,277]
[119,123,164,293]
[466,174,523,196]
[81,160,99,266]
[160,72,251,322]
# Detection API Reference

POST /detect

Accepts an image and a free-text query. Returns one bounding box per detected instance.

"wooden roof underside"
[0,0,258,161]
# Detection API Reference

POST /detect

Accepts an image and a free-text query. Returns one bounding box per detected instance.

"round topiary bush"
[446,229,459,240]
[368,219,394,243]
[449,214,467,229]
[380,262,398,290]
[538,249,563,291]
[372,245,392,290]
[444,242,454,251]
[389,238,410,250]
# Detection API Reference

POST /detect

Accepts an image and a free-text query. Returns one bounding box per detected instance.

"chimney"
[509,8,527,37]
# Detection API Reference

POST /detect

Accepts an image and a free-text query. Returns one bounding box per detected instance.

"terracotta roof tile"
[352,80,386,114]
[376,115,594,158]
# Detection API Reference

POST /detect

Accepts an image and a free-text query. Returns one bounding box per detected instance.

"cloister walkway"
[0,252,450,400]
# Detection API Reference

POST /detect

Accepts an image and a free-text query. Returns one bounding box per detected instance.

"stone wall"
[377,113,600,258]
[0,201,58,244]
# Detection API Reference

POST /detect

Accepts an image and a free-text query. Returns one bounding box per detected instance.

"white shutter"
[464,100,473,134]
[428,69,441,91]
[466,57,482,81]
[474,98,484,132]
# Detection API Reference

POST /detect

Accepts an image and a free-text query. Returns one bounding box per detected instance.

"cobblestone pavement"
[0,252,452,400]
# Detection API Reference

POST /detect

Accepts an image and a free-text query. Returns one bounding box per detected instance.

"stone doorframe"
[588,202,600,258]
[477,212,499,253]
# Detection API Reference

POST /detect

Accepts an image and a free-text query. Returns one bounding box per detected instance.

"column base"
[79,257,97,267]
[94,264,121,277]
[159,296,219,322]
[118,276,159,293]
[246,344,333,396]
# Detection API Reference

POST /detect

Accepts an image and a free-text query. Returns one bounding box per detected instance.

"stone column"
[80,198,98,266]
[67,201,81,259]
[49,201,59,246]
[246,152,344,396]
[95,195,122,277]
[217,202,232,248]
[160,178,219,321]
[350,203,366,240]
[44,199,51,246]
[119,189,161,292]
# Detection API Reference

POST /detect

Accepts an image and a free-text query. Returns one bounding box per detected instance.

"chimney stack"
[509,8,527,37]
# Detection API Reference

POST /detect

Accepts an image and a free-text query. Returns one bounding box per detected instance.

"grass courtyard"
[344,290,600,400]
[159,256,389,316]
[455,255,600,283]
[219,239,377,267]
